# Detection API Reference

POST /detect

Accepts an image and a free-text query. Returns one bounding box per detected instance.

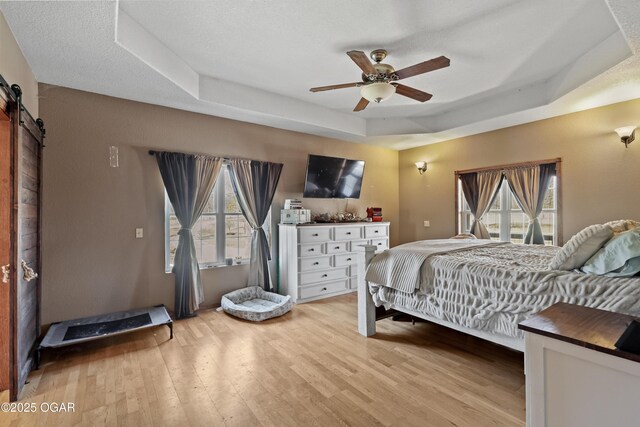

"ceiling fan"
[310,49,450,112]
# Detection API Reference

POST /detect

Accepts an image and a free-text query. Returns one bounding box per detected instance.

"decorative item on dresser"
[281,198,311,224]
[366,207,383,222]
[279,222,389,303]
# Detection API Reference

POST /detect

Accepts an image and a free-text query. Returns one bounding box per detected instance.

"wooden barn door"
[0,93,12,396]
[0,80,44,401]
[14,112,43,399]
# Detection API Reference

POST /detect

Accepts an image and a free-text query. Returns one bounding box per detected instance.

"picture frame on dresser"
[278,222,390,303]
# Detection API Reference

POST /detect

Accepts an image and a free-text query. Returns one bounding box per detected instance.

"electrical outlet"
[136,228,143,238]
[423,221,430,227]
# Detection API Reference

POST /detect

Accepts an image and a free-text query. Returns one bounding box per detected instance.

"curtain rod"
[149,150,231,162]
[148,150,283,166]
[148,149,229,160]
[455,157,561,175]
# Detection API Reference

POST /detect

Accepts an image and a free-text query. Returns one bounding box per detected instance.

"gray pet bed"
[221,286,293,321]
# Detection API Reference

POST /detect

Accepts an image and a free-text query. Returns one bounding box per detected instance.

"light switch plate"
[423,221,430,227]
[135,228,143,238]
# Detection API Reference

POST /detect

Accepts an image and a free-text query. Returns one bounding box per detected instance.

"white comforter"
[366,241,640,338]
[365,239,505,293]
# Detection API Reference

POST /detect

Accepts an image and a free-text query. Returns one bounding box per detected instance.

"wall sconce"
[615,126,636,148]
[415,161,427,175]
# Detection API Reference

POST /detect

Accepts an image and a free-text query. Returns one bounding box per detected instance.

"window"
[458,175,558,245]
[165,166,265,271]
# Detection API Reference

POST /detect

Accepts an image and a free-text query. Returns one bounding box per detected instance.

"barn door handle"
[1,264,9,284]
[21,260,38,282]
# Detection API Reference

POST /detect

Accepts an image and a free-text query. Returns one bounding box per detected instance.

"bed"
[356,238,640,351]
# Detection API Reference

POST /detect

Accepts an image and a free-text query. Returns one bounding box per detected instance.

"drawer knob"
[346,232,351,235]
[313,262,319,265]
[347,258,352,261]
[374,230,379,233]
[335,246,340,249]
[309,248,315,252]
[322,274,328,278]
[378,242,382,246]
[313,233,319,236]
[321,287,327,291]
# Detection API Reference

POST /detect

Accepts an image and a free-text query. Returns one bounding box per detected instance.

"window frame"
[455,158,562,245]
[164,165,269,272]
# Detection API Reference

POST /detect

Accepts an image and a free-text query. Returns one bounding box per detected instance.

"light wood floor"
[1,293,525,426]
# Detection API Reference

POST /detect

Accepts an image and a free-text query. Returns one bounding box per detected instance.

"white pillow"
[604,219,640,235]
[549,224,614,271]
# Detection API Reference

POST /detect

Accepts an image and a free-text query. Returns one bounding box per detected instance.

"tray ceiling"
[1,0,639,149]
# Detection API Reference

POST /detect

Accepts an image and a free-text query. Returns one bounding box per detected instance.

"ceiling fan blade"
[310,82,361,92]
[393,84,433,102]
[395,56,450,80]
[347,50,377,75]
[353,98,369,112]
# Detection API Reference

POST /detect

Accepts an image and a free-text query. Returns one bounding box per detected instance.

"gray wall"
[39,84,400,325]
[39,83,640,326]
[398,98,640,244]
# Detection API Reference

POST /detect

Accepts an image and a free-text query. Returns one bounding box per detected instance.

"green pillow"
[581,228,640,277]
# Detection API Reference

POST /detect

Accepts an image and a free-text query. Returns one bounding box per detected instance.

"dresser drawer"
[333,226,362,240]
[299,243,324,257]
[299,256,331,272]
[371,238,389,251]
[349,239,369,252]
[333,253,357,267]
[326,242,348,254]
[299,280,347,299]
[299,267,349,285]
[299,228,331,243]
[365,225,388,238]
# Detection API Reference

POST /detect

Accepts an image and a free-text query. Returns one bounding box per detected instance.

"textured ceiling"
[1,0,639,149]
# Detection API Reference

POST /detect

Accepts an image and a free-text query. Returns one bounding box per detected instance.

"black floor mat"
[63,313,152,341]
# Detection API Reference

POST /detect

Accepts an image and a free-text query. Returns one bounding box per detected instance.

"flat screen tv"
[303,154,365,199]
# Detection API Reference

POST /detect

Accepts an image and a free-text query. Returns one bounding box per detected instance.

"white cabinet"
[279,222,390,303]
[519,303,640,427]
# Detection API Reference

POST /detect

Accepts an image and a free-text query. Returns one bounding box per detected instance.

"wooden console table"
[519,303,640,427]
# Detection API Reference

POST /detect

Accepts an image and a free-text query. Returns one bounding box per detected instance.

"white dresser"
[278,222,390,303]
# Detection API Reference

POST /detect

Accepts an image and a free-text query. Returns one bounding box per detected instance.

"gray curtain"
[228,159,283,290]
[155,151,223,318]
[460,170,504,239]
[504,163,556,245]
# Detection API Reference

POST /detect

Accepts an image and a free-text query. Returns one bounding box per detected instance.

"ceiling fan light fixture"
[361,82,395,103]
[310,50,450,111]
